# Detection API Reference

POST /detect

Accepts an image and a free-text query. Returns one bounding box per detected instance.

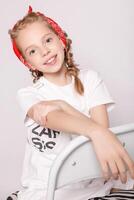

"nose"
[40,45,50,57]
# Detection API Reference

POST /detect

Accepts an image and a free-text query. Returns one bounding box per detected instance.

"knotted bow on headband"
[12,6,67,68]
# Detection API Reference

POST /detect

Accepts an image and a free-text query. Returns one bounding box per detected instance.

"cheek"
[61,48,65,60]
[57,48,65,63]
[61,50,65,60]
[55,38,65,51]
[27,56,39,65]
[57,44,65,57]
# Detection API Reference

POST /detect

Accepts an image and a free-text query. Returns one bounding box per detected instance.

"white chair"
[46,123,134,200]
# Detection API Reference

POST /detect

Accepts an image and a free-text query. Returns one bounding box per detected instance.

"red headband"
[12,6,67,68]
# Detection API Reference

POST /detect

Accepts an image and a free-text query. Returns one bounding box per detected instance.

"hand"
[32,100,62,126]
[91,128,134,183]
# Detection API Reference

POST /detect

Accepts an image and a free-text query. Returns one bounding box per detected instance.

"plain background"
[1,0,134,199]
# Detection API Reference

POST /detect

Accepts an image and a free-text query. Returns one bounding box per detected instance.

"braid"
[29,69,43,83]
[64,33,84,95]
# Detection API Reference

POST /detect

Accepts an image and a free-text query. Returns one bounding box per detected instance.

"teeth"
[45,56,55,64]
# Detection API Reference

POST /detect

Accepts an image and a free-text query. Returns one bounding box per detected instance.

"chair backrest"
[46,123,134,200]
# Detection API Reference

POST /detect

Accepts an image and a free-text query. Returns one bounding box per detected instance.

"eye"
[29,49,36,56]
[46,37,53,43]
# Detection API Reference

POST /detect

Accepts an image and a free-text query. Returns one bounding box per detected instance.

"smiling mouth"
[44,55,57,66]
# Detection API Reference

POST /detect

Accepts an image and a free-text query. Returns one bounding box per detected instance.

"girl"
[8,6,134,200]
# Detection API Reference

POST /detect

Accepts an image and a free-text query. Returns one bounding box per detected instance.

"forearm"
[45,109,105,139]
[28,100,107,139]
[44,100,84,118]
[59,101,110,129]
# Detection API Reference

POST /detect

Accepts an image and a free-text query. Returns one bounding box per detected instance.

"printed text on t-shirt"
[29,125,60,152]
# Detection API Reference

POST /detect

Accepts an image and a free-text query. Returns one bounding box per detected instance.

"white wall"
[1,0,134,199]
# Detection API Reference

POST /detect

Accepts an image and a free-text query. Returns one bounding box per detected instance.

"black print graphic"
[30,125,60,152]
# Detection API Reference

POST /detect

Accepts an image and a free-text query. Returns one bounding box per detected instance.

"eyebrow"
[25,32,53,53]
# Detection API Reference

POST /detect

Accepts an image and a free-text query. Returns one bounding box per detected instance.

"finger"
[40,116,47,126]
[122,150,134,179]
[118,171,127,184]
[108,160,119,180]
[100,160,110,180]
[115,157,127,183]
[36,117,42,125]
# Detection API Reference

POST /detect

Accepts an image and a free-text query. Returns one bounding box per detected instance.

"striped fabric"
[90,189,134,200]
[6,191,19,200]
[7,189,134,200]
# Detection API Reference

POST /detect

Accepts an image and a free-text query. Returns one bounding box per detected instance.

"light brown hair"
[9,12,84,95]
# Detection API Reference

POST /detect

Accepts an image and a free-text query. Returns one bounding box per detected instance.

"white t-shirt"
[16,69,133,200]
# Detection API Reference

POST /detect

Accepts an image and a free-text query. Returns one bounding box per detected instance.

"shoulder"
[78,67,102,85]
[17,78,44,99]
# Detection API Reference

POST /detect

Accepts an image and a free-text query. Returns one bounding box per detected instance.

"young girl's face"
[16,20,66,75]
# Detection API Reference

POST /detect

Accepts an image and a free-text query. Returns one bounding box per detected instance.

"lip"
[43,55,57,66]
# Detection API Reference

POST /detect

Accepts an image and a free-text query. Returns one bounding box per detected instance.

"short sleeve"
[86,70,115,112]
[16,87,42,127]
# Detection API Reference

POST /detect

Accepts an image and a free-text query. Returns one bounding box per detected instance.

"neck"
[43,65,71,86]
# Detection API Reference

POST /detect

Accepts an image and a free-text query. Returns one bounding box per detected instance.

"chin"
[43,62,65,74]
